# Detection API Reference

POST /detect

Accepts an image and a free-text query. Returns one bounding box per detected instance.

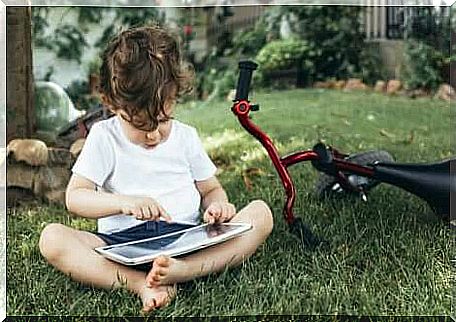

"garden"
[5,4,455,318]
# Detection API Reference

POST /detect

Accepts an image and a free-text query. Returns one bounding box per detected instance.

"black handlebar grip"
[235,60,258,101]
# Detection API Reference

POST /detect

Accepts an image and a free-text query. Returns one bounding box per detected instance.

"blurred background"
[6,3,455,145]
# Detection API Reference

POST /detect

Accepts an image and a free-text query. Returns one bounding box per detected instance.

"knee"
[248,199,274,236]
[39,223,67,262]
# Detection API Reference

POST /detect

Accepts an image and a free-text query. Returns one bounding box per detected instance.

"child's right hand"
[118,196,172,222]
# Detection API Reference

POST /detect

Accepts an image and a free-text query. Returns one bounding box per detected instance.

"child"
[39,25,273,313]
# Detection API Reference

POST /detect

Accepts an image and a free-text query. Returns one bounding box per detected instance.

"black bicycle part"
[235,60,258,102]
[289,217,325,249]
[311,143,337,176]
[315,150,394,198]
[372,158,456,220]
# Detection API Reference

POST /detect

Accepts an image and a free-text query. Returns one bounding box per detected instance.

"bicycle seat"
[372,158,455,219]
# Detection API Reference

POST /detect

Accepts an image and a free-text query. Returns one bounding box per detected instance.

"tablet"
[95,222,252,266]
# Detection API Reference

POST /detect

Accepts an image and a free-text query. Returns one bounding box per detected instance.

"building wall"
[369,40,405,80]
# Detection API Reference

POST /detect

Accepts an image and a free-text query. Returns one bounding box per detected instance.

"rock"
[406,89,430,99]
[386,80,402,94]
[313,81,333,89]
[44,189,66,204]
[374,80,386,93]
[333,80,346,90]
[435,83,456,102]
[48,148,73,168]
[69,138,86,158]
[7,139,48,166]
[6,162,37,190]
[6,140,72,206]
[344,78,367,91]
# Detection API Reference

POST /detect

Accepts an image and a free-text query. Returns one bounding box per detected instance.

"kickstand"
[288,217,326,250]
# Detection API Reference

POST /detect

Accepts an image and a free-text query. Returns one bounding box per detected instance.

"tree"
[6,6,35,142]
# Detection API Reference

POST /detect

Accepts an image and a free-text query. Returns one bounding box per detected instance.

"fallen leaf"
[379,129,395,139]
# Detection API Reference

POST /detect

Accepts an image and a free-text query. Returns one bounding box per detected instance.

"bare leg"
[146,199,273,287]
[39,223,176,312]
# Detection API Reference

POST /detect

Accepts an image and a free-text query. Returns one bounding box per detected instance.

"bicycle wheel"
[315,150,394,198]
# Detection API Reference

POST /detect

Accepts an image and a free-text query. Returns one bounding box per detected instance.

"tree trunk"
[6,6,35,143]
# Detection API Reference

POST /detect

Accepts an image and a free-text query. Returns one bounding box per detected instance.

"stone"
[344,78,367,91]
[44,189,66,204]
[386,80,402,94]
[48,148,73,168]
[7,139,48,166]
[313,81,333,89]
[406,89,430,99]
[70,138,86,158]
[6,161,37,190]
[374,80,386,93]
[333,80,346,90]
[6,140,73,206]
[435,83,456,102]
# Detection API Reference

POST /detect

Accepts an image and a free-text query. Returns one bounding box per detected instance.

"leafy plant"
[31,7,52,49]
[401,40,445,91]
[53,25,88,63]
[231,23,268,58]
[357,43,387,85]
[65,80,100,111]
[254,38,315,88]
[256,38,314,73]
[262,6,365,81]
[400,6,453,89]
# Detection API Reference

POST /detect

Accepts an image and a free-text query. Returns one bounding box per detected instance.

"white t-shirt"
[72,116,217,234]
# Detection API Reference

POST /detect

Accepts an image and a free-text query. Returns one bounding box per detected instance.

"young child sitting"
[39,25,273,313]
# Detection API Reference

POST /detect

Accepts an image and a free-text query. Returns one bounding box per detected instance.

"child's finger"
[149,205,159,221]
[203,211,215,224]
[132,208,141,217]
[158,205,172,222]
[141,206,152,220]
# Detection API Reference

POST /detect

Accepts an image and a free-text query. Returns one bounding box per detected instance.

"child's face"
[117,105,174,150]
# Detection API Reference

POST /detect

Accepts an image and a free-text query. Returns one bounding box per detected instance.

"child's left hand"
[203,201,236,224]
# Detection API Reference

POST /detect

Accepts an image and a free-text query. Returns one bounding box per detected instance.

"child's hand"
[119,196,172,222]
[203,201,236,224]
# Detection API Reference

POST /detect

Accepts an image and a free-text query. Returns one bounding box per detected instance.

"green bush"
[65,80,100,111]
[262,6,365,81]
[255,38,314,74]
[231,24,268,58]
[401,40,445,91]
[254,38,314,88]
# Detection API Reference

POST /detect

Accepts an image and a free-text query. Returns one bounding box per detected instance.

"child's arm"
[66,174,171,221]
[195,176,236,224]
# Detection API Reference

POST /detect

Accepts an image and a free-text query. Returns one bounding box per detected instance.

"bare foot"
[139,284,176,313]
[146,256,187,287]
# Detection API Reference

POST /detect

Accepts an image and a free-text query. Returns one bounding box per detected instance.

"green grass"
[7,89,454,317]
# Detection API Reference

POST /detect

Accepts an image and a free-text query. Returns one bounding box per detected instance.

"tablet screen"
[101,223,249,262]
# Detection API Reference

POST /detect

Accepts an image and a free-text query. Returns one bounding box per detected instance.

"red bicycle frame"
[232,100,375,225]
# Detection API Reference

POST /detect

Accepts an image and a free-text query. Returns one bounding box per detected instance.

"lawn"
[7,89,454,317]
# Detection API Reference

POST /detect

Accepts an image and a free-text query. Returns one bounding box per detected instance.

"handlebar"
[234,60,258,102]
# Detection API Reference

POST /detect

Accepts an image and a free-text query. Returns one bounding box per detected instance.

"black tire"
[315,150,394,198]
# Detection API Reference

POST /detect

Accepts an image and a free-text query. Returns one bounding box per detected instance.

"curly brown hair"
[99,25,193,130]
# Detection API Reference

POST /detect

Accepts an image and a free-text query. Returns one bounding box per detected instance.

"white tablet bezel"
[94,222,252,266]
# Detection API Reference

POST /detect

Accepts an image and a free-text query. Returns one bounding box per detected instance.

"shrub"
[401,40,445,91]
[262,6,365,81]
[231,23,268,58]
[255,38,314,87]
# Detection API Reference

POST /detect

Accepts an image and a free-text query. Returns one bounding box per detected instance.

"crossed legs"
[39,200,273,312]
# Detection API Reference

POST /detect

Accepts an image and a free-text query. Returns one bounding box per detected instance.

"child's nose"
[146,129,160,141]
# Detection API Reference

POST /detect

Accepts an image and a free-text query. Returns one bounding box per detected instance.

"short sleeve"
[187,128,217,181]
[72,123,114,187]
